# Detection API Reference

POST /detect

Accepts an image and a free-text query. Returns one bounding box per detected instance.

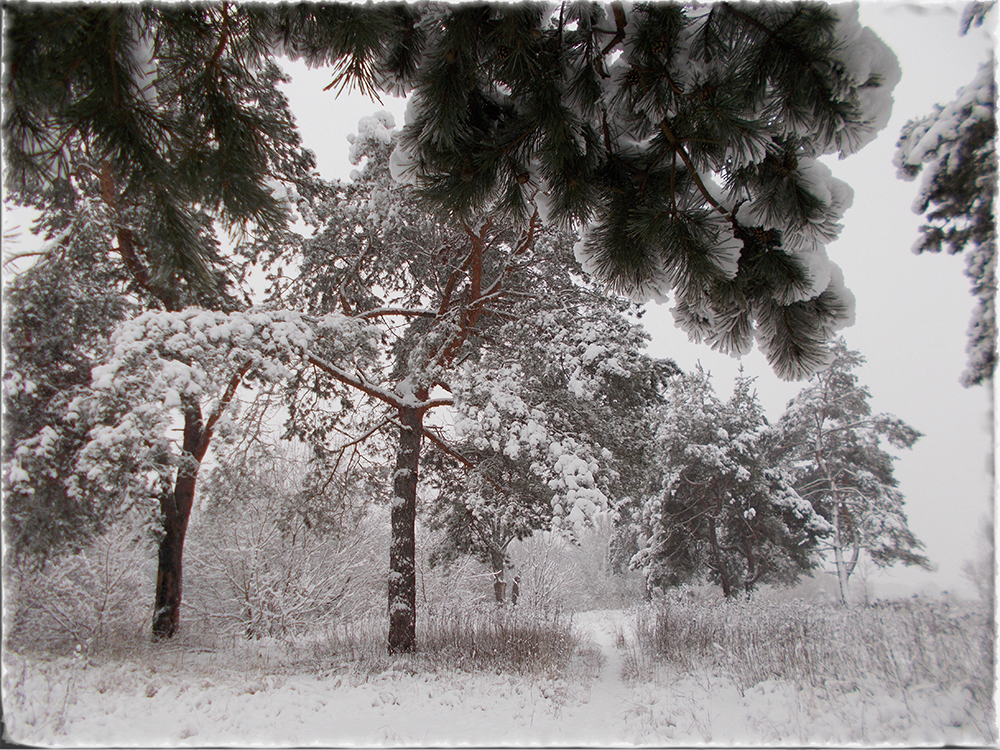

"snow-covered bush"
[5,524,154,656]
[507,513,645,612]
[184,500,389,642]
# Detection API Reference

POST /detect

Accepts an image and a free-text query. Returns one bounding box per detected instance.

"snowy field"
[4,604,993,747]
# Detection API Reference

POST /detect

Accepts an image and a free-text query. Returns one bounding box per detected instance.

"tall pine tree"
[775,338,929,605]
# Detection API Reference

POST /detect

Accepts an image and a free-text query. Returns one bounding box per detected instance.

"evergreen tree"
[424,276,676,602]
[378,2,899,379]
[6,2,903,380]
[893,7,996,386]
[631,368,827,598]
[2,213,136,565]
[3,47,319,638]
[775,338,929,605]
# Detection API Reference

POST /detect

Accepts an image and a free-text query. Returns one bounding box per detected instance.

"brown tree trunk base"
[388,407,421,654]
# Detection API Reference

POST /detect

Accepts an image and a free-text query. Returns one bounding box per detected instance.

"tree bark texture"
[490,549,507,603]
[388,406,421,654]
[152,405,207,639]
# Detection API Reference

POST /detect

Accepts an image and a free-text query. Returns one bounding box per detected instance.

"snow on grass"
[4,595,994,747]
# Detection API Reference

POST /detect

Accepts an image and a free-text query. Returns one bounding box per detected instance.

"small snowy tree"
[775,338,929,605]
[893,7,996,386]
[632,368,828,598]
[76,308,377,638]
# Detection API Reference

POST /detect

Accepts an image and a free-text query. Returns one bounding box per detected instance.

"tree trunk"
[151,484,190,639]
[388,406,421,654]
[742,540,759,599]
[489,549,506,603]
[152,407,205,639]
[707,514,733,598]
[844,518,861,580]
[832,501,852,607]
[152,404,216,640]
[150,368,245,640]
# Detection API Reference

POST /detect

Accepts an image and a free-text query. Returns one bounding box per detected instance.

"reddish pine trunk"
[152,406,206,640]
[152,474,196,639]
[388,406,421,654]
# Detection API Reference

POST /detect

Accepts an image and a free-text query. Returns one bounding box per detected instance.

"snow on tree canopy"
[79,309,378,495]
[381,3,900,380]
[893,62,996,386]
[894,64,996,223]
[631,368,829,596]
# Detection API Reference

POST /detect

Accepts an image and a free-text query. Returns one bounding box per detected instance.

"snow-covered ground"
[3,608,991,747]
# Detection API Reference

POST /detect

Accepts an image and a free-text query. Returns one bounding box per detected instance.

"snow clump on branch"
[76,309,378,496]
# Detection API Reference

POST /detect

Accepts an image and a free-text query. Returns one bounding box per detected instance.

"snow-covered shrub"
[507,514,645,612]
[5,524,154,656]
[416,547,498,614]
[184,502,389,642]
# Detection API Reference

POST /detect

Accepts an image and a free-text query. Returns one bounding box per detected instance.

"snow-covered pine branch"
[894,62,997,386]
[74,308,378,507]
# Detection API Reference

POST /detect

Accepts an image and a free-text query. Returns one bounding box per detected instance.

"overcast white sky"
[273,2,996,598]
[1,2,994,598]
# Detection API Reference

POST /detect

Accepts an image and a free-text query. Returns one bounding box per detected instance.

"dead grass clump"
[302,603,579,680]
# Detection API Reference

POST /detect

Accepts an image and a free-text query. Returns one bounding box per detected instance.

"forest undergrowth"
[3,516,995,745]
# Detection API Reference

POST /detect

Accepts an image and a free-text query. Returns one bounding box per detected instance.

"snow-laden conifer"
[894,62,997,386]
[631,367,828,598]
[7,3,903,380]
[774,338,929,605]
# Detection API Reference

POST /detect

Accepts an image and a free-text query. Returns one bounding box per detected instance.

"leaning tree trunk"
[151,368,246,639]
[388,406,421,654]
[152,406,206,639]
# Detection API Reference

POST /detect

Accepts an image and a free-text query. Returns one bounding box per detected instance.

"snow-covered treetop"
[72,308,379,501]
[373,2,899,380]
